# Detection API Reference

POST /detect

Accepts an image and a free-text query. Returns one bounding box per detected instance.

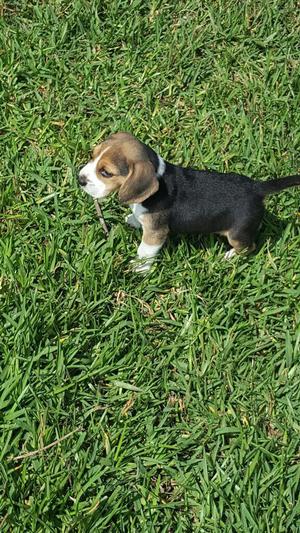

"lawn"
[0,0,300,531]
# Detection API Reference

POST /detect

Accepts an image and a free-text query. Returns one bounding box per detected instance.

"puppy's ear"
[118,161,159,204]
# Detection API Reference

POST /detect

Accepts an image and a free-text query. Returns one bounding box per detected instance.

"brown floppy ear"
[118,160,159,204]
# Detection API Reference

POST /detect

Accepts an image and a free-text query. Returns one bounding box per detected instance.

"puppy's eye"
[99,168,113,178]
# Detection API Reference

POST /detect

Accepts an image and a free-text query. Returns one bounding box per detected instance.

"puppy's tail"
[256,175,300,197]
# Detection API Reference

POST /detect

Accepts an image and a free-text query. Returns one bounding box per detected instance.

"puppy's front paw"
[130,257,154,273]
[125,214,141,229]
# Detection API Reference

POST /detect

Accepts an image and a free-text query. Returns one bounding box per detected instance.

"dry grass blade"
[10,428,81,462]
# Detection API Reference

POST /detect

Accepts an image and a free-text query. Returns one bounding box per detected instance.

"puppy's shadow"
[257,210,288,249]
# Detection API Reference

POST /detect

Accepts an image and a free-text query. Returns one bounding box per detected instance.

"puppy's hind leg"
[224,203,264,260]
[224,227,257,260]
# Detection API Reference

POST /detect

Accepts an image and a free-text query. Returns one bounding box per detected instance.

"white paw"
[125,214,141,229]
[224,248,237,260]
[130,258,154,273]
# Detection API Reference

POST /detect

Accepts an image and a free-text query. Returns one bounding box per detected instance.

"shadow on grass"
[258,210,289,248]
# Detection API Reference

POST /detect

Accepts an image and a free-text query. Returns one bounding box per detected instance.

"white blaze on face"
[79,147,111,199]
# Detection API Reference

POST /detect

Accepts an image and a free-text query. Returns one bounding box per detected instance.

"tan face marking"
[78,132,163,203]
[78,147,112,198]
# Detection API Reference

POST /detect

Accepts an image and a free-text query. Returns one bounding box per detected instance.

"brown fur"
[91,133,159,204]
[141,211,169,246]
[118,161,159,204]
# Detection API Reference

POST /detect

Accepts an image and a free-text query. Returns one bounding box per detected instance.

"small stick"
[94,199,109,237]
[10,428,81,462]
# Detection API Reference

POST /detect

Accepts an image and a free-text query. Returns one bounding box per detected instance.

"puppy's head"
[78,132,160,204]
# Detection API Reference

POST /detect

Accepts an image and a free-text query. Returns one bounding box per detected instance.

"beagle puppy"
[78,132,300,272]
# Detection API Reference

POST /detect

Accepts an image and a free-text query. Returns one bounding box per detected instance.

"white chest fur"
[130,203,148,221]
[128,153,164,227]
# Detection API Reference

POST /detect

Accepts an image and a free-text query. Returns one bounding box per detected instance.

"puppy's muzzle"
[77,165,87,187]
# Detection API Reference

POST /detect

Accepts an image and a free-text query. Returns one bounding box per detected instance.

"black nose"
[78,173,87,186]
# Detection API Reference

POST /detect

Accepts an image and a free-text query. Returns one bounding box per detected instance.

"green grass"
[0,0,300,531]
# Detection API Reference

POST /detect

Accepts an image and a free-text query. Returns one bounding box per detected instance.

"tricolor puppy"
[78,132,300,272]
